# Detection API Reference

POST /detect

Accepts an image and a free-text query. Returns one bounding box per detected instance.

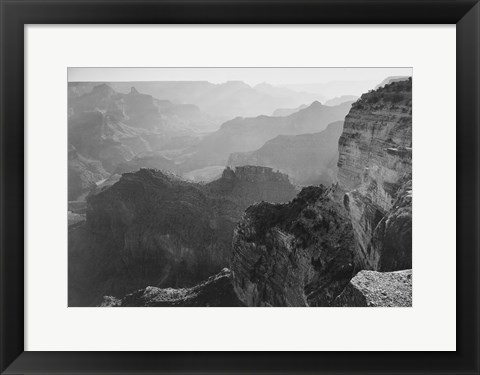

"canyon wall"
[231,79,412,306]
[69,167,296,306]
[338,78,412,270]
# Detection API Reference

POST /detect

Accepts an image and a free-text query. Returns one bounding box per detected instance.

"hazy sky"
[68,67,412,86]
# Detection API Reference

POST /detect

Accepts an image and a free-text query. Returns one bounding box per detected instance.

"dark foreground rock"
[231,185,356,307]
[69,167,296,306]
[332,269,412,307]
[100,268,243,307]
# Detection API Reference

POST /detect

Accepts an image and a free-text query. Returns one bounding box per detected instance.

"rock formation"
[100,268,243,307]
[338,78,412,270]
[231,185,356,306]
[227,121,344,186]
[230,79,412,307]
[332,269,412,307]
[69,167,296,306]
[67,83,218,199]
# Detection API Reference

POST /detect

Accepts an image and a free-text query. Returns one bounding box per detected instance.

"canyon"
[230,78,412,306]
[69,166,297,306]
[68,76,412,308]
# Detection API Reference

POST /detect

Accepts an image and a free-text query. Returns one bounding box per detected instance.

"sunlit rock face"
[231,186,356,307]
[100,268,244,307]
[337,78,412,271]
[332,269,412,307]
[69,167,296,307]
[230,79,412,307]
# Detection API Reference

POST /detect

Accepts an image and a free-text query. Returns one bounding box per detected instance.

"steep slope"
[231,186,356,306]
[338,78,412,270]
[183,101,352,170]
[68,84,217,174]
[230,79,412,307]
[374,76,409,89]
[101,268,244,307]
[228,121,344,186]
[69,167,296,306]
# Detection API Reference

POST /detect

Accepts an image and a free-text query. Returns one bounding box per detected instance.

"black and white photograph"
[68,67,413,307]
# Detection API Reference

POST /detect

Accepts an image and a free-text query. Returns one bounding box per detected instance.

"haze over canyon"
[68,71,412,307]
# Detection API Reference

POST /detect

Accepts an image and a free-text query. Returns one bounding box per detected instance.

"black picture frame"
[1,0,479,374]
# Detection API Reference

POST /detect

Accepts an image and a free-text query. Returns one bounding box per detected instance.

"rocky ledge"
[332,269,412,307]
[100,268,243,307]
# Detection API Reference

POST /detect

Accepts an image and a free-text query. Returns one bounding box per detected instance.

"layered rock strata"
[338,78,412,270]
[231,79,413,307]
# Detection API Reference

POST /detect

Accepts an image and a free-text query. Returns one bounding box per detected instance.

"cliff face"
[69,167,296,306]
[338,78,412,270]
[230,79,412,307]
[101,268,243,307]
[228,121,343,186]
[231,186,356,307]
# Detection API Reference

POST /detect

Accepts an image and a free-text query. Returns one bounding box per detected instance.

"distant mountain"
[113,152,180,175]
[228,120,344,186]
[68,84,217,175]
[181,100,353,171]
[68,144,109,200]
[272,104,308,117]
[374,76,410,89]
[107,81,324,119]
[324,95,359,106]
[281,80,379,99]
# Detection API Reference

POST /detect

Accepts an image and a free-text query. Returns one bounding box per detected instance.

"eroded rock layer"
[230,79,413,307]
[338,79,412,270]
[231,186,356,307]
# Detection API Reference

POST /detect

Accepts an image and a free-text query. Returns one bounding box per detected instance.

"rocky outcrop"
[227,121,344,186]
[231,186,356,307]
[230,79,412,307]
[100,268,243,307]
[69,167,296,306]
[332,269,412,307]
[338,78,412,271]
